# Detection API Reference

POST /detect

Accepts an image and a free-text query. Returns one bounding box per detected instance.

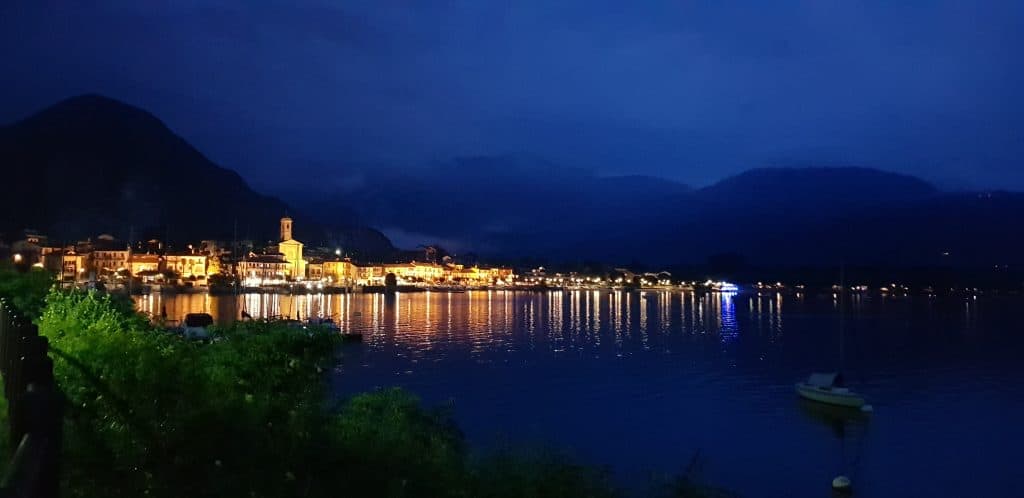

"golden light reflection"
[138,289,757,352]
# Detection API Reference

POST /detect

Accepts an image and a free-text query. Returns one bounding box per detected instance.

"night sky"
[2,1,1022,191]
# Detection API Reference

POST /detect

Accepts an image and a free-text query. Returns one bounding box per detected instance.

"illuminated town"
[3,217,528,292]
[5,216,1005,299]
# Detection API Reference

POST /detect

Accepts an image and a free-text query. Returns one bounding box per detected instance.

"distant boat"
[306,317,341,332]
[340,331,363,343]
[306,317,363,343]
[706,280,739,292]
[795,372,866,408]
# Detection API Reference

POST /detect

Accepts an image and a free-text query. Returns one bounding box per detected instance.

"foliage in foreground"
[0,265,53,319]
[38,289,339,497]
[0,279,730,497]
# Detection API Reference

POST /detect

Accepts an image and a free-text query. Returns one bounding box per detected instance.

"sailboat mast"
[839,263,845,373]
[128,225,134,296]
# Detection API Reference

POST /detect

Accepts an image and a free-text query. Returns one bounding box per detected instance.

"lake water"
[139,290,1024,497]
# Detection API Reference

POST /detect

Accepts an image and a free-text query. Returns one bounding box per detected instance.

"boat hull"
[795,383,865,408]
[340,333,363,343]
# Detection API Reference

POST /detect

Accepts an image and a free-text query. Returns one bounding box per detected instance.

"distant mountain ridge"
[695,167,935,208]
[5,95,1021,268]
[0,94,393,257]
[284,154,693,255]
[295,157,1022,267]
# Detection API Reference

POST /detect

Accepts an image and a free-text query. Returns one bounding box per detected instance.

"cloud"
[1,0,1021,190]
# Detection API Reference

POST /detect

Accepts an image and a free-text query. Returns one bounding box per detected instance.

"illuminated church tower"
[280,216,293,241]
[277,216,305,279]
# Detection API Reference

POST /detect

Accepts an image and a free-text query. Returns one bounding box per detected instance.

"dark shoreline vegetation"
[0,267,732,498]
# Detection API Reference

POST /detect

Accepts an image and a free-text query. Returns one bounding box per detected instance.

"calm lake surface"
[139,290,1024,497]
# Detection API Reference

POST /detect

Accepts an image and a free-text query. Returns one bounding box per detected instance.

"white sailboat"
[796,267,871,410]
[796,372,866,408]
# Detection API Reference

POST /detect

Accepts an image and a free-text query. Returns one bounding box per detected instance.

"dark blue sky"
[2,1,1021,191]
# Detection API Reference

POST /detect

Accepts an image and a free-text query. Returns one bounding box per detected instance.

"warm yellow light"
[12,253,23,263]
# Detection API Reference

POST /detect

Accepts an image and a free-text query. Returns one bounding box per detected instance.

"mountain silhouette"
[5,95,1020,268]
[602,168,1023,266]
[284,154,692,255]
[0,94,393,256]
[294,158,1023,267]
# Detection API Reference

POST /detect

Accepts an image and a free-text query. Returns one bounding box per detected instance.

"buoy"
[832,475,852,492]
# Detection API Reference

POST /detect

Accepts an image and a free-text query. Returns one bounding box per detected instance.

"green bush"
[0,265,54,319]
[38,289,340,498]
[319,388,468,498]
[471,448,619,498]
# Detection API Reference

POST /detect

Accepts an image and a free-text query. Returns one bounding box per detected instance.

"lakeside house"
[129,254,161,276]
[238,254,290,286]
[164,254,208,283]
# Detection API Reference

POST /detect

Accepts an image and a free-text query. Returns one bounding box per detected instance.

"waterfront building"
[449,265,480,283]
[340,261,513,287]
[323,259,359,286]
[129,254,161,276]
[40,246,65,273]
[383,261,446,284]
[93,249,130,274]
[206,255,224,276]
[307,262,323,280]
[356,264,386,285]
[61,251,91,282]
[164,254,208,280]
[479,266,515,284]
[238,254,290,286]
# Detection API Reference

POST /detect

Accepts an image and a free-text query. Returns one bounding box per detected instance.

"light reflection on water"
[139,290,1024,498]
[137,290,751,349]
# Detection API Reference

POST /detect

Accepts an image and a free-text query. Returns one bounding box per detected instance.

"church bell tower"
[280,216,293,241]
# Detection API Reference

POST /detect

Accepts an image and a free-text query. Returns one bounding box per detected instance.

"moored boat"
[795,372,866,408]
[306,317,341,332]
[182,312,213,339]
[306,317,362,342]
[340,331,363,343]
[797,266,872,411]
